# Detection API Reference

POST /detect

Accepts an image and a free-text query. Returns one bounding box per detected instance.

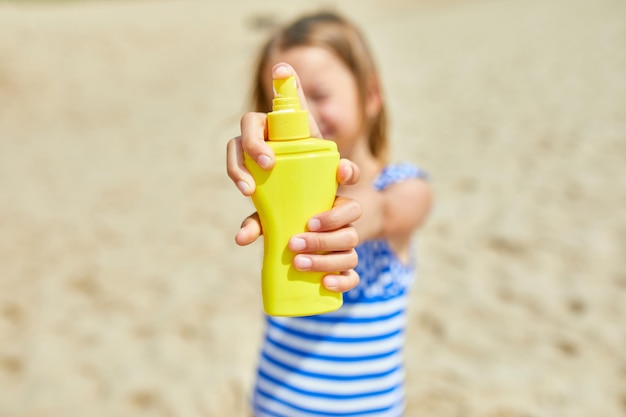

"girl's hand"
[234,195,361,293]
[226,62,327,196]
[226,63,362,293]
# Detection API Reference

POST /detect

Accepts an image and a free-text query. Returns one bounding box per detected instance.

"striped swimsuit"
[253,163,427,417]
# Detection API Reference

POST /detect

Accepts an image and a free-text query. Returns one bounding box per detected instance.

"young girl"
[227,12,432,416]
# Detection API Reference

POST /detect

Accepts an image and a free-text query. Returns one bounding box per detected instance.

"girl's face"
[265,46,365,157]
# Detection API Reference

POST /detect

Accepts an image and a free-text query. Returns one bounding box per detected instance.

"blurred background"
[0,0,625,416]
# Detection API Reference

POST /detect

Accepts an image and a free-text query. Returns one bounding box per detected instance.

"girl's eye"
[310,94,328,103]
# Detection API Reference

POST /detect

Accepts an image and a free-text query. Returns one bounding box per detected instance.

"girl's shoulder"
[373,162,429,191]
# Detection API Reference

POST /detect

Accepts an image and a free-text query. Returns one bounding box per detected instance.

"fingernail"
[235,228,246,244]
[236,180,249,194]
[294,255,312,270]
[257,154,272,169]
[324,276,339,289]
[308,218,321,231]
[340,164,352,183]
[274,64,289,76]
[290,237,306,251]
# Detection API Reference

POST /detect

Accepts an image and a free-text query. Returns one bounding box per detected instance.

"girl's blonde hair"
[252,11,388,163]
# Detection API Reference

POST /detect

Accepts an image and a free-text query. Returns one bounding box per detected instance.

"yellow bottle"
[244,76,342,317]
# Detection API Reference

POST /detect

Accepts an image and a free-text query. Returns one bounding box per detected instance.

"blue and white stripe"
[254,299,408,416]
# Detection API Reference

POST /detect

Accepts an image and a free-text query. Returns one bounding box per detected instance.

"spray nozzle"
[272,76,302,112]
[267,76,310,140]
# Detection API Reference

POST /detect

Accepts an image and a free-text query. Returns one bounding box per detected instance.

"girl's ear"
[366,75,383,119]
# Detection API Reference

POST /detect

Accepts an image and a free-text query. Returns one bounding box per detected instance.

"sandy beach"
[0,0,625,416]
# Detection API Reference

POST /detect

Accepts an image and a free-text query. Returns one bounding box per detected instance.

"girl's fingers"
[293,250,358,273]
[289,226,358,253]
[272,63,323,139]
[235,213,262,246]
[322,269,360,293]
[231,111,274,195]
[307,196,362,233]
[226,136,256,196]
[337,158,360,185]
[240,112,274,171]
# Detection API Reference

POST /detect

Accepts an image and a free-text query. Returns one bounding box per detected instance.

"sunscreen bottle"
[244,76,342,317]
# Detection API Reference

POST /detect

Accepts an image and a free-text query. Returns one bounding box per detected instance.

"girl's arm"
[341,174,432,262]
[380,178,432,238]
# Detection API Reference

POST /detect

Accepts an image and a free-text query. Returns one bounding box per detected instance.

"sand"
[0,0,625,416]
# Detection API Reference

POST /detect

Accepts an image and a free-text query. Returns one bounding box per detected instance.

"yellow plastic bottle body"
[244,138,341,316]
